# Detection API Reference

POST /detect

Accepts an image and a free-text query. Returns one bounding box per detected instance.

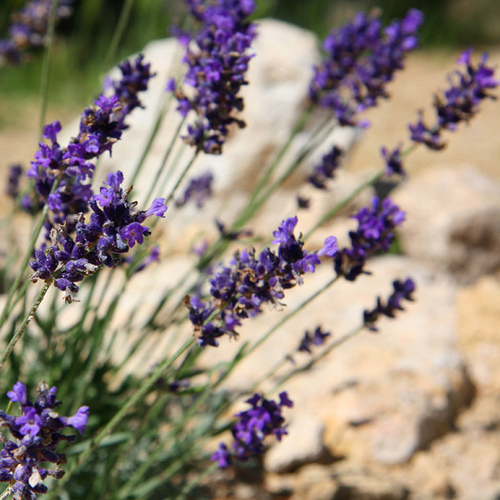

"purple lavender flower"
[363,277,415,330]
[211,392,293,468]
[331,197,405,281]
[133,245,161,273]
[307,145,344,190]
[5,164,23,200]
[171,0,257,154]
[298,326,331,353]
[30,171,167,303]
[187,217,332,347]
[175,171,214,208]
[309,9,423,127]
[407,50,499,151]
[381,144,405,176]
[23,54,154,239]
[0,381,88,499]
[0,0,72,66]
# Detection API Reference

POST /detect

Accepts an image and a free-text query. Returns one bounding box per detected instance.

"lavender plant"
[0,1,497,499]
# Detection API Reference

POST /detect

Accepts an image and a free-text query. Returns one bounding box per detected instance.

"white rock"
[393,165,500,282]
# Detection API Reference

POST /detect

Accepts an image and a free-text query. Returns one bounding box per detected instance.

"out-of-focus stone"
[290,464,339,500]
[331,462,409,500]
[456,274,500,395]
[393,166,500,282]
[265,414,326,473]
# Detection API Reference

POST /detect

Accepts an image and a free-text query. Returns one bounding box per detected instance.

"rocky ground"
[1,19,499,500]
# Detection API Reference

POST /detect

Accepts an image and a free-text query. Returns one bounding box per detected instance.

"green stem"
[274,323,365,391]
[129,95,169,187]
[144,116,187,205]
[175,462,218,500]
[102,0,135,72]
[305,169,384,240]
[0,486,12,500]
[0,202,52,330]
[57,337,196,487]
[164,152,199,205]
[0,281,51,371]
[246,104,314,208]
[38,0,59,134]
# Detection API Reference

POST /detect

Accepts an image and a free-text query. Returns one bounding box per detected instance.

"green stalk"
[0,281,51,371]
[164,152,199,205]
[129,95,170,187]
[0,486,13,500]
[144,116,187,205]
[274,323,365,391]
[245,104,314,208]
[101,0,135,72]
[305,169,384,240]
[55,337,197,489]
[0,201,53,330]
[38,0,59,135]
[174,462,218,500]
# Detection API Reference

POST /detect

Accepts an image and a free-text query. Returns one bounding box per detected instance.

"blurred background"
[1,0,499,180]
[1,0,500,110]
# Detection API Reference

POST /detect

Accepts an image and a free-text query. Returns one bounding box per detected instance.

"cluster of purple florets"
[20,54,154,238]
[170,0,257,154]
[211,392,293,468]
[0,382,88,500]
[0,0,72,66]
[187,217,337,347]
[363,277,416,331]
[332,197,405,281]
[309,9,423,127]
[307,145,344,190]
[30,170,167,303]
[382,49,499,176]
[175,171,214,208]
[298,326,331,353]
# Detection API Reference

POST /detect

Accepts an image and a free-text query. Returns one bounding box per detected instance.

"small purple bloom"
[318,236,338,257]
[363,277,416,330]
[298,326,331,353]
[119,223,149,248]
[172,0,257,153]
[272,216,298,246]
[213,391,293,467]
[16,407,42,437]
[381,145,405,177]
[332,197,405,281]
[64,406,89,433]
[7,382,27,405]
[145,198,168,218]
[408,50,498,150]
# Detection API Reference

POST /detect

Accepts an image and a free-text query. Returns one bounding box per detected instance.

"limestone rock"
[265,414,326,473]
[290,464,339,500]
[393,166,500,282]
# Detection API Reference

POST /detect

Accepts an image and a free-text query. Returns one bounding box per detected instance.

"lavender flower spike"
[332,197,405,281]
[0,381,88,499]
[408,49,499,151]
[211,392,293,468]
[187,217,329,347]
[309,9,423,127]
[298,326,331,353]
[171,0,257,154]
[30,171,167,303]
[363,277,416,331]
[0,0,72,66]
